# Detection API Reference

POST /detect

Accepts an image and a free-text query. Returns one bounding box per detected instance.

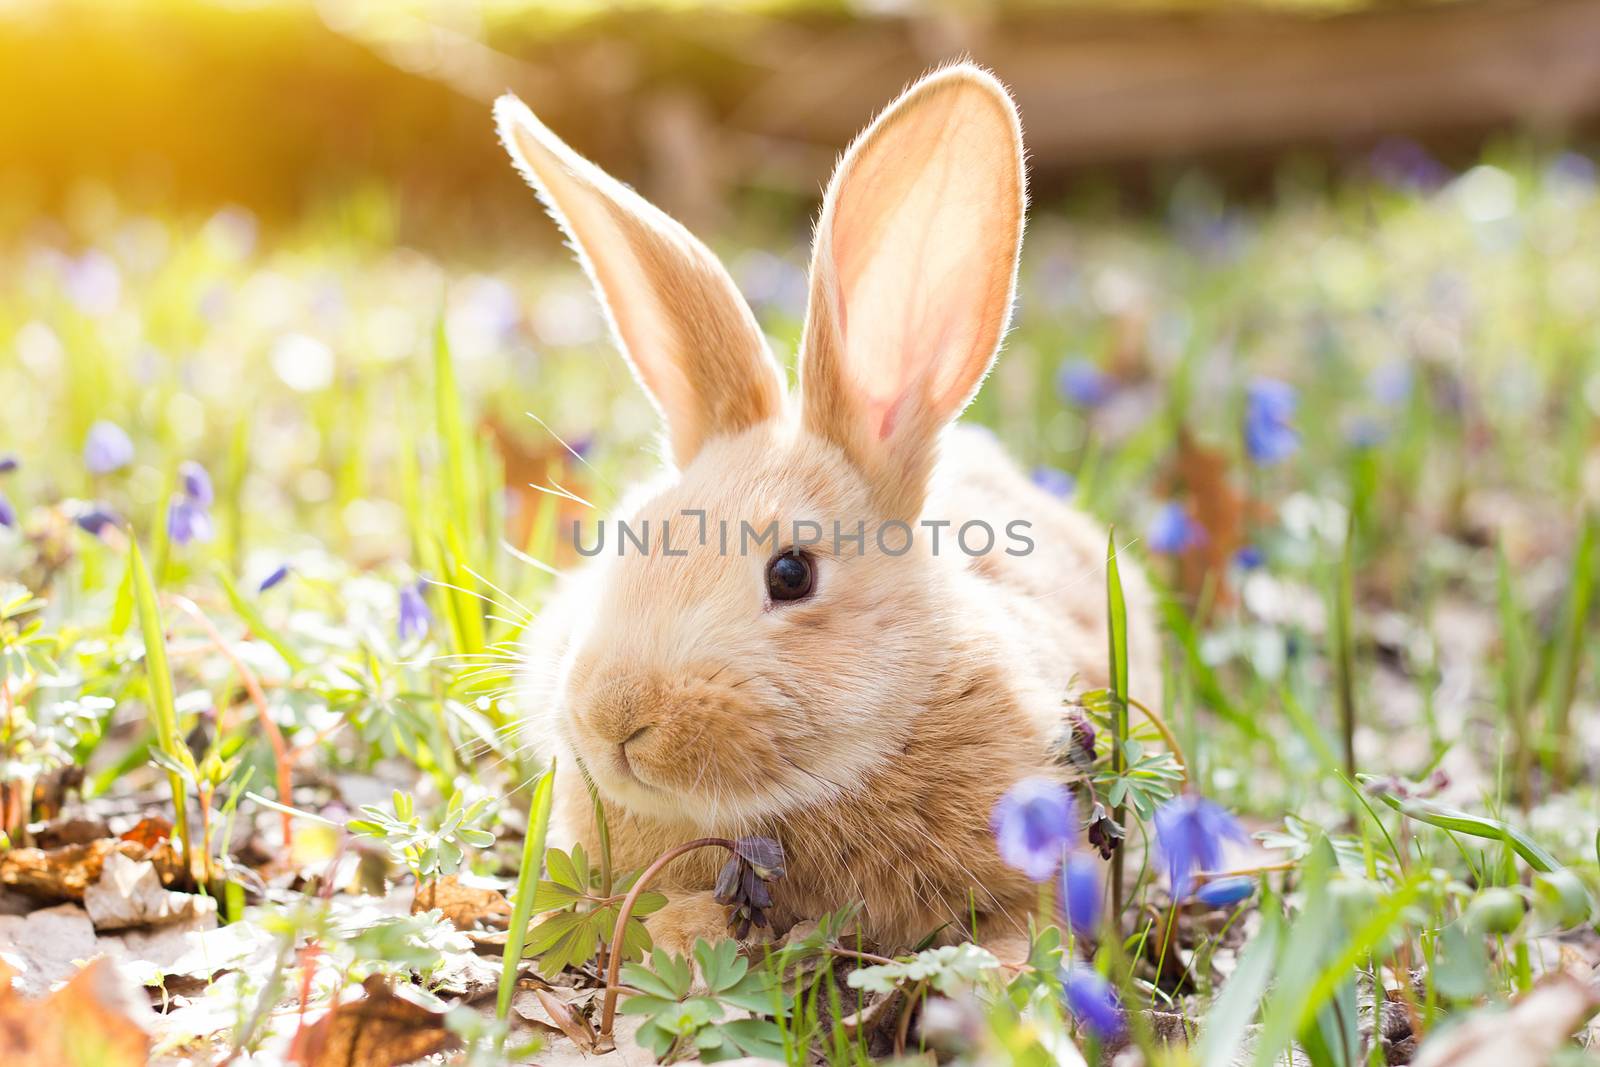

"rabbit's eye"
[766,550,816,603]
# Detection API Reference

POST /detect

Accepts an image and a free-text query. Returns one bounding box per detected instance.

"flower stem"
[598,836,735,1040]
[1126,695,1189,786]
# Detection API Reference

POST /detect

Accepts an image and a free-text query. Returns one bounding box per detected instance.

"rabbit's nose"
[578,677,659,747]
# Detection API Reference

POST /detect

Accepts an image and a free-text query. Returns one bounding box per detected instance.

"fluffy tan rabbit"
[498,63,1159,955]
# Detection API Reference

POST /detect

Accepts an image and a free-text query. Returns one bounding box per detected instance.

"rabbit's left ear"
[799,64,1025,521]
[496,95,785,468]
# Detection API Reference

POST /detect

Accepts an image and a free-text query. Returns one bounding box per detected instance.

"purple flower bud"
[1031,466,1076,499]
[991,777,1074,882]
[1061,965,1125,1042]
[1234,545,1264,570]
[1154,794,1250,901]
[75,505,120,537]
[1060,852,1101,938]
[178,461,213,506]
[1195,875,1256,908]
[1055,358,1114,408]
[0,455,17,475]
[0,491,15,530]
[398,581,432,643]
[167,498,213,546]
[1146,502,1203,556]
[84,421,134,474]
[258,564,290,593]
[1243,378,1299,466]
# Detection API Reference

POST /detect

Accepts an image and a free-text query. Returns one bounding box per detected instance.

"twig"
[169,595,295,851]
[598,837,735,1039]
[1126,695,1189,785]
[1188,860,1297,885]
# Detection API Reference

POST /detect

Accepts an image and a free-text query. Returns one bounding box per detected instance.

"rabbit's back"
[931,424,1163,712]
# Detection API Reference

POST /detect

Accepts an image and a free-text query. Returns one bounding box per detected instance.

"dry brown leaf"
[118,816,173,850]
[84,851,216,932]
[530,986,599,1052]
[31,815,111,850]
[0,839,184,903]
[1172,429,1250,609]
[411,874,511,931]
[294,974,458,1067]
[0,956,153,1067]
[1412,974,1600,1067]
[482,414,592,560]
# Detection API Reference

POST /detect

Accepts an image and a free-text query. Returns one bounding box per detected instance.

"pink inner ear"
[826,81,1021,438]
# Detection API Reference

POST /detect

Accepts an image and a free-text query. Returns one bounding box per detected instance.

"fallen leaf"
[85,851,215,931]
[31,815,111,850]
[118,816,173,850]
[1412,974,1600,1067]
[293,974,458,1067]
[0,957,153,1067]
[0,839,184,903]
[411,874,511,931]
[526,986,599,1052]
[0,904,99,995]
[1171,429,1250,609]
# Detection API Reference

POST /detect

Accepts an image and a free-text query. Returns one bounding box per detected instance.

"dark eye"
[766,550,816,603]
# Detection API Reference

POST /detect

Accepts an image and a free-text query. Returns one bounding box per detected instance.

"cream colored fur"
[499,64,1159,955]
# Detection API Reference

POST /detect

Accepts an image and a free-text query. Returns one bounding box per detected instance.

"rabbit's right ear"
[799,65,1026,522]
[496,95,785,468]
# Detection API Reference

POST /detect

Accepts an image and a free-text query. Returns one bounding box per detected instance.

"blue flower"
[1146,502,1203,555]
[1234,545,1264,570]
[1153,794,1249,901]
[259,564,290,593]
[1344,416,1387,450]
[84,421,134,474]
[1060,851,1100,938]
[1061,966,1124,1042]
[991,777,1074,882]
[1031,466,1076,499]
[1195,875,1256,908]
[1055,359,1113,408]
[178,461,213,507]
[0,491,15,530]
[1368,362,1413,407]
[398,581,432,643]
[75,505,120,537]
[167,498,213,546]
[0,455,17,475]
[1243,378,1298,466]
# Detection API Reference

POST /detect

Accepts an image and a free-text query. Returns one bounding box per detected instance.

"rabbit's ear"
[799,64,1025,520]
[496,95,785,467]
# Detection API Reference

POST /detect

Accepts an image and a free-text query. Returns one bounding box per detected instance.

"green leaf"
[1198,910,1281,1067]
[1362,780,1562,872]
[711,1017,787,1061]
[129,539,190,865]
[618,994,682,1017]
[544,847,584,894]
[619,962,684,1002]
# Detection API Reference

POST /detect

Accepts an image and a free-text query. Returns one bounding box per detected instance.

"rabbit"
[498,62,1161,957]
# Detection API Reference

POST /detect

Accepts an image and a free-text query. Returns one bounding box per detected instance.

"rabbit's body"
[501,64,1159,953]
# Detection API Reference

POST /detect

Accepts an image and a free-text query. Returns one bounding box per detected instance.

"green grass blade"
[499,759,558,1020]
[130,539,191,866]
[1106,531,1130,921]
[1198,909,1282,1067]
[1361,778,1561,872]
[215,566,306,672]
[1546,514,1595,782]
